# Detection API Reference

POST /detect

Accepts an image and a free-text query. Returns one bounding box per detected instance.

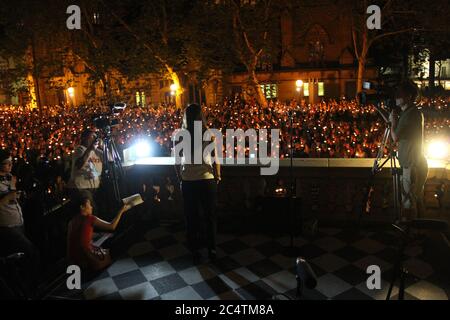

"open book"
[122,194,144,208]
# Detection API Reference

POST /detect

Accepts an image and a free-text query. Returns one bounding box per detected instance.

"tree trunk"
[246,63,267,107]
[356,58,366,99]
[428,51,436,93]
[30,38,42,116]
[101,75,111,103]
[167,68,182,108]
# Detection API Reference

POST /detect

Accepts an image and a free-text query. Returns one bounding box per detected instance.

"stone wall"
[125,160,450,225]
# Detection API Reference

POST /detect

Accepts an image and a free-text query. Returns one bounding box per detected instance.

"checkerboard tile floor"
[50,224,449,300]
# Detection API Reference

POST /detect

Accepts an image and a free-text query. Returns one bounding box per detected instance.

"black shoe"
[208,249,217,261]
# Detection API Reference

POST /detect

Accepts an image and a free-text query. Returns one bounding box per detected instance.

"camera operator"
[389,81,428,220]
[0,149,40,294]
[67,129,103,204]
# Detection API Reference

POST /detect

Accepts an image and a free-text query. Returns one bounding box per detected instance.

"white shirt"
[0,175,23,227]
[68,145,103,189]
[181,142,215,181]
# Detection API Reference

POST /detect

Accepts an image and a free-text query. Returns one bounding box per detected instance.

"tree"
[364,0,450,94]
[184,2,238,85]
[412,0,450,92]
[93,0,199,107]
[0,0,67,113]
[348,0,416,97]
[225,0,281,106]
[64,0,135,104]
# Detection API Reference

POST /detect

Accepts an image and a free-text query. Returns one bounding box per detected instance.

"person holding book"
[67,191,131,273]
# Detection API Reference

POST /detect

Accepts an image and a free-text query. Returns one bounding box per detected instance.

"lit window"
[318,82,324,96]
[141,91,146,105]
[445,81,450,91]
[93,13,100,24]
[303,83,309,97]
[260,84,278,99]
[271,84,277,98]
[136,92,140,105]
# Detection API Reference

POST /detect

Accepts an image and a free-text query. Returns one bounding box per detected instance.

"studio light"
[134,140,152,159]
[426,139,449,160]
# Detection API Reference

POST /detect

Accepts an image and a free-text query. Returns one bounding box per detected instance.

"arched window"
[305,24,329,65]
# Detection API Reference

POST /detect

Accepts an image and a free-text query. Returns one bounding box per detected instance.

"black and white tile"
[49,224,450,300]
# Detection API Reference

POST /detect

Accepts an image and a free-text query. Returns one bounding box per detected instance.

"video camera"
[359,79,398,110]
[93,115,119,131]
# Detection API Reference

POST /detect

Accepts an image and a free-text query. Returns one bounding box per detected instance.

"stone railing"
[124,158,450,224]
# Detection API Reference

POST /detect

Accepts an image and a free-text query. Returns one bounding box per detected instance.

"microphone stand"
[283,107,303,257]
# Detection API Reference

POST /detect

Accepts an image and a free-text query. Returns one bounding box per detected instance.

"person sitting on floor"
[67,191,130,273]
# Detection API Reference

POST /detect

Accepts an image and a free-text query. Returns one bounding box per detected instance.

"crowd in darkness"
[0,97,449,187]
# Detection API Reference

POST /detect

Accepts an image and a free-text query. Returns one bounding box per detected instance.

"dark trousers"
[182,179,217,252]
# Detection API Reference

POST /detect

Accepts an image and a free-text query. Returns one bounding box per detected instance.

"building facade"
[224,3,377,104]
[2,1,448,108]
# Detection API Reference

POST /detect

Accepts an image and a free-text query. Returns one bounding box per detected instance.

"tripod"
[100,125,124,203]
[362,106,402,223]
[386,219,449,300]
[362,105,410,300]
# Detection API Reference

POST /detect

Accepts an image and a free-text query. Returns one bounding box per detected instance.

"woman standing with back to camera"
[175,104,221,263]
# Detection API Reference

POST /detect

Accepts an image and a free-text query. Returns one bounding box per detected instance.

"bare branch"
[79,1,98,49]
[369,28,415,48]
[98,0,168,68]
[72,52,97,74]
[352,25,360,61]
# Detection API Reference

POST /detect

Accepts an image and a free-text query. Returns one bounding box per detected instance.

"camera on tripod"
[91,114,124,203]
[93,115,119,132]
[359,78,402,112]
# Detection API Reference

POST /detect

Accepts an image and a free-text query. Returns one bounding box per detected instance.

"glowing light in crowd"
[67,87,75,98]
[134,140,152,158]
[426,139,449,160]
[170,83,179,96]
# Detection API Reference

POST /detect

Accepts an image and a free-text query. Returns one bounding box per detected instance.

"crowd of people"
[0,97,449,184]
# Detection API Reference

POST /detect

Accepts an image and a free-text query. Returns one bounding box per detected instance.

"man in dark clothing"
[389,81,428,220]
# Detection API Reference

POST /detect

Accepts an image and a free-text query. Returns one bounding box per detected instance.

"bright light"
[296,80,303,88]
[135,141,151,158]
[426,140,449,160]
[170,83,179,91]
[296,87,301,92]
[170,90,176,96]
[67,87,75,97]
